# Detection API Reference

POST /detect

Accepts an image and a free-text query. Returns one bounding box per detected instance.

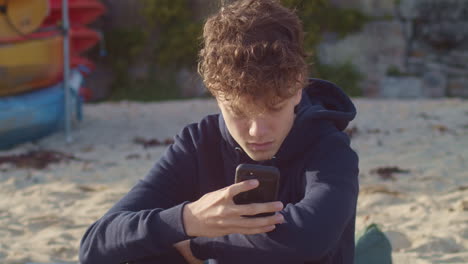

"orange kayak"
[42,0,105,26]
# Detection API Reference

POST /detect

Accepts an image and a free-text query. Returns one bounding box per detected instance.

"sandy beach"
[0,97,466,264]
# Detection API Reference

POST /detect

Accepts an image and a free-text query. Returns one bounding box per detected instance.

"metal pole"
[62,0,72,143]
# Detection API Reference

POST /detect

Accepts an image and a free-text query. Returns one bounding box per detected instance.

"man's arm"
[190,132,359,263]
[79,127,198,264]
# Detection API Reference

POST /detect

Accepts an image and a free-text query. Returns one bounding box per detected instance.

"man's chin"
[245,150,276,162]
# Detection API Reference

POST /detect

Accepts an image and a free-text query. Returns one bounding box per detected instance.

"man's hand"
[183,179,285,238]
[174,239,203,264]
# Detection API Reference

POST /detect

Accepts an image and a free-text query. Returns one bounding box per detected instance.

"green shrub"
[102,28,148,101]
[142,0,202,68]
[104,0,202,101]
[386,65,412,77]
[314,60,364,97]
[103,0,371,101]
[281,0,372,58]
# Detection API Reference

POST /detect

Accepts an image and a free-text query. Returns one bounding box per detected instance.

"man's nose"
[248,118,268,138]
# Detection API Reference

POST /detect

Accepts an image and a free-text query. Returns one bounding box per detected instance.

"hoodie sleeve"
[79,126,199,264]
[190,131,359,263]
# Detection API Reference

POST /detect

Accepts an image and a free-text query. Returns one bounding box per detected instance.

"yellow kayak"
[0,33,63,96]
[0,0,49,39]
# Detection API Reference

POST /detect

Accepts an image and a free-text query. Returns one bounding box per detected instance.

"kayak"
[0,0,105,39]
[0,72,83,150]
[0,33,96,97]
[42,0,105,27]
[0,34,63,96]
[0,26,100,55]
[0,0,49,39]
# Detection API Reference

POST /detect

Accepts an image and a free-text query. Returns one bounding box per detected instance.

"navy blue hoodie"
[79,79,359,264]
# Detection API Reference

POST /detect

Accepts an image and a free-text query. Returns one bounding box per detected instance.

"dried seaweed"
[360,185,403,197]
[0,150,82,170]
[370,166,411,181]
[133,137,174,148]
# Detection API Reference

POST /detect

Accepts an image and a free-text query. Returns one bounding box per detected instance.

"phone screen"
[233,164,280,217]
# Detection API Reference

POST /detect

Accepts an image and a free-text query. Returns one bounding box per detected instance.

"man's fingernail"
[249,180,258,186]
[275,202,283,209]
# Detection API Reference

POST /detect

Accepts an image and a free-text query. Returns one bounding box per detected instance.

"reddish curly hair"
[198,0,308,111]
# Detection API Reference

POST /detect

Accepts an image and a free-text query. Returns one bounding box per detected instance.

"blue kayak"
[0,81,82,150]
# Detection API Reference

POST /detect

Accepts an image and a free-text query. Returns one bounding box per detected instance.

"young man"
[79,0,359,263]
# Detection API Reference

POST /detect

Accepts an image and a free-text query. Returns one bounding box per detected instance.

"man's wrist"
[183,202,198,237]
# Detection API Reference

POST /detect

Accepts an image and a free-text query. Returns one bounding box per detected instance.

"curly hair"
[198,0,308,111]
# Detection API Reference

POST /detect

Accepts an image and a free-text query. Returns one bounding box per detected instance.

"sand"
[0,98,466,264]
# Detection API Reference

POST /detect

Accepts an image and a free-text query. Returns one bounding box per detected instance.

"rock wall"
[318,20,407,97]
[329,0,395,16]
[399,0,468,97]
[319,0,468,98]
[89,0,467,99]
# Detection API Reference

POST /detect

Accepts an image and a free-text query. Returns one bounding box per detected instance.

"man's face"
[217,90,302,161]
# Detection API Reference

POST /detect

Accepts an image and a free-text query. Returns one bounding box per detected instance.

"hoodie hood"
[219,78,357,164]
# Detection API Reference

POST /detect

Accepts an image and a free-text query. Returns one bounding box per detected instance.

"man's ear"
[214,93,224,108]
[294,88,302,104]
[293,89,302,114]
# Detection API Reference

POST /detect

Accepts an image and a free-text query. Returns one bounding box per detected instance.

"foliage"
[314,59,364,97]
[281,0,372,96]
[103,0,372,101]
[104,0,202,101]
[103,28,148,100]
[386,65,412,77]
[142,0,203,68]
[109,68,183,102]
[281,0,372,56]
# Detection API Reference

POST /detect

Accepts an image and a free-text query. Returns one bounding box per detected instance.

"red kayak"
[42,0,106,27]
[0,26,100,55]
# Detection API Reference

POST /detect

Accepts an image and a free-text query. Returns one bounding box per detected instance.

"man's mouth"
[247,141,273,151]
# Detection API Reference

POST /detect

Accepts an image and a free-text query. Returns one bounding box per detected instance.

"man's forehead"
[218,94,287,114]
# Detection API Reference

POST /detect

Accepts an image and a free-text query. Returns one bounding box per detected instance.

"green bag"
[354,223,393,264]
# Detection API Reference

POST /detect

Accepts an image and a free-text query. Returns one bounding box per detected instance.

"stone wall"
[89,0,467,99]
[398,0,468,97]
[329,0,395,16]
[318,0,468,98]
[318,20,406,97]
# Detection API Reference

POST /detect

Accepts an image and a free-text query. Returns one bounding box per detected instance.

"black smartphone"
[232,163,280,218]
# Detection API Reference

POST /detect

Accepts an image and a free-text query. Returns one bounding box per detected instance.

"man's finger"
[228,212,284,228]
[233,201,283,216]
[226,179,259,198]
